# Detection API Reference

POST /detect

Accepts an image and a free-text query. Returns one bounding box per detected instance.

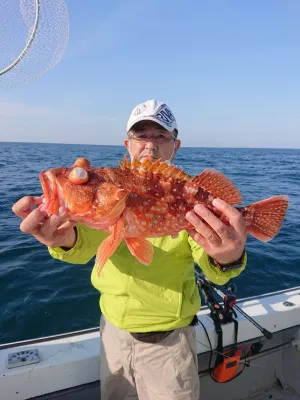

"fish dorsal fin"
[119,157,241,204]
[119,155,140,170]
[119,154,131,169]
[191,169,243,205]
[119,155,192,181]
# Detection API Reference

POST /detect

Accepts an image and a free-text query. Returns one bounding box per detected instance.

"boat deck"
[31,383,300,400]
[29,380,300,400]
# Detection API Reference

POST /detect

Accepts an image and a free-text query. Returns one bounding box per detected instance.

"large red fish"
[39,156,289,275]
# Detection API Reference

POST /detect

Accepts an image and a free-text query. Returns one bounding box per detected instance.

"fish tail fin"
[246,195,289,241]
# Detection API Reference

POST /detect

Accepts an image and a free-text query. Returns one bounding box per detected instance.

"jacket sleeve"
[188,235,247,285]
[48,223,108,264]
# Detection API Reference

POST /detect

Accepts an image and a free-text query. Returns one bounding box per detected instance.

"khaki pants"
[100,316,200,400]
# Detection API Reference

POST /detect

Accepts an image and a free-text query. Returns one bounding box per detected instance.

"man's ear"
[172,139,181,160]
[175,139,181,151]
[124,138,132,159]
[124,138,129,151]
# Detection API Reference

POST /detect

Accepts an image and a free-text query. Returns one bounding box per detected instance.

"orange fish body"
[39,156,289,275]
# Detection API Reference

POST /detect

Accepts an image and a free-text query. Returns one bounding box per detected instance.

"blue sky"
[0,0,299,148]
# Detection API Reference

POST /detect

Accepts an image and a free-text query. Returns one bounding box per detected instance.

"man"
[12,99,247,400]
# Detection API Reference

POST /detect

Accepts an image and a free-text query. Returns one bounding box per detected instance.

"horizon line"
[0,140,299,151]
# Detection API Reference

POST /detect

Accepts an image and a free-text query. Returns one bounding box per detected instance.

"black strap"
[212,312,224,367]
[232,317,238,351]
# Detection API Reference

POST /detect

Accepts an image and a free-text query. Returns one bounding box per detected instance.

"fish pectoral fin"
[96,217,124,275]
[124,237,154,266]
[191,169,243,205]
[96,183,128,221]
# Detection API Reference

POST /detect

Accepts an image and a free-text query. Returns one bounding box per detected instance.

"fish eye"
[69,167,89,184]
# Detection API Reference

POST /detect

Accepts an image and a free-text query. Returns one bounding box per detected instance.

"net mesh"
[0,0,69,87]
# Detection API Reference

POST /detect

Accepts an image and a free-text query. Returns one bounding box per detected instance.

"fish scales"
[103,162,211,236]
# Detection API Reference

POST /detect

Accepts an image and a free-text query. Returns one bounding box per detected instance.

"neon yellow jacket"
[49,223,246,332]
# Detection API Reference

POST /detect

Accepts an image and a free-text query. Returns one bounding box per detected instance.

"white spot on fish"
[184,186,197,195]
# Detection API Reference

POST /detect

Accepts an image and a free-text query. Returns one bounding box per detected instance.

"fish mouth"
[39,171,66,216]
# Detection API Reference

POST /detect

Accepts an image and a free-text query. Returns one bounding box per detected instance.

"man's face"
[124,121,181,162]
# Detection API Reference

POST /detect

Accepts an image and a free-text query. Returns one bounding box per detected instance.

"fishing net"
[0,0,69,88]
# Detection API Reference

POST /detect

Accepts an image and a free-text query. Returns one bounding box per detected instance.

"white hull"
[1,286,300,400]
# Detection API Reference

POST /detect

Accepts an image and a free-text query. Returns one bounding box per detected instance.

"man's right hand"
[12,196,77,249]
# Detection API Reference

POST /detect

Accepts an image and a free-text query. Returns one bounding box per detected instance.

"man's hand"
[12,196,77,249]
[186,198,247,265]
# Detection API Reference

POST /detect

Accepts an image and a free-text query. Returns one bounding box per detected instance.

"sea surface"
[0,142,299,344]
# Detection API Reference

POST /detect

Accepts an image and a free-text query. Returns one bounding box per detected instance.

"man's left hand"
[186,198,247,265]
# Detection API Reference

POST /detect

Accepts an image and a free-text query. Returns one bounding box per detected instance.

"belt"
[130,315,199,344]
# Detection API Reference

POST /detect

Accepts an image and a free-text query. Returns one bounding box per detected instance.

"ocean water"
[0,142,299,344]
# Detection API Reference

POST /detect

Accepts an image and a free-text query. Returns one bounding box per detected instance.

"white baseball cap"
[127,99,178,133]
